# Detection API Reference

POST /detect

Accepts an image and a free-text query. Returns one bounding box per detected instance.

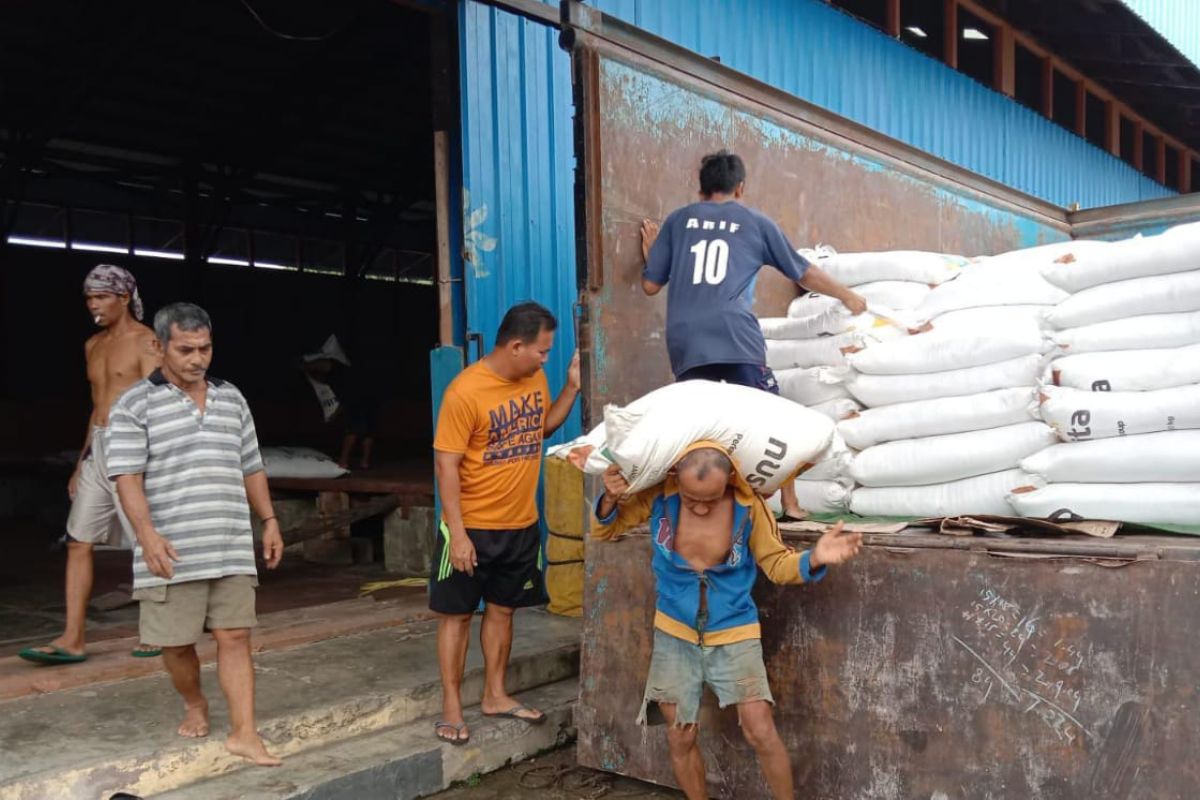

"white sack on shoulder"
[850,469,1024,518]
[1008,479,1200,525]
[1051,310,1200,354]
[915,264,1068,321]
[847,319,1044,375]
[1020,430,1200,483]
[1039,226,1200,293]
[848,421,1056,488]
[552,381,835,495]
[817,250,966,286]
[1046,270,1200,330]
[776,366,850,406]
[846,353,1043,407]
[1048,343,1200,392]
[1035,384,1200,441]
[837,387,1035,449]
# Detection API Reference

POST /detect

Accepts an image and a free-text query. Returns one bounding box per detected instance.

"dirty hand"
[640,219,660,264]
[140,531,180,579]
[567,350,582,392]
[602,464,630,500]
[450,533,478,576]
[262,519,284,569]
[811,521,863,569]
[68,468,81,501]
[841,291,868,316]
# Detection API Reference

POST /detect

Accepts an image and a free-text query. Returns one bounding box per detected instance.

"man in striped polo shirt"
[107,302,284,767]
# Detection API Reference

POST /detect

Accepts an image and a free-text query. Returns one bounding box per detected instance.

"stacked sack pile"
[1008,222,1200,525]
[833,242,1094,518]
[757,248,964,515]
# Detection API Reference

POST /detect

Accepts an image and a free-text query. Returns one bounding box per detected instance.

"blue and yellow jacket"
[591,441,825,646]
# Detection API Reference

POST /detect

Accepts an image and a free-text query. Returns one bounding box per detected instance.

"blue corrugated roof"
[584,0,1172,209]
[1121,0,1200,69]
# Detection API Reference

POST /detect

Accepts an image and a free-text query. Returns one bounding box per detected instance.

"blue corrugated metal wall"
[458,0,580,444]
[585,0,1173,210]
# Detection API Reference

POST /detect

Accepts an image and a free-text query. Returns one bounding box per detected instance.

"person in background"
[593,446,863,800]
[19,265,162,666]
[430,302,580,745]
[641,150,867,521]
[107,302,285,766]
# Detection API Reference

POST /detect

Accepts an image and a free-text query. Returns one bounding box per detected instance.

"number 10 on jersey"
[690,239,729,285]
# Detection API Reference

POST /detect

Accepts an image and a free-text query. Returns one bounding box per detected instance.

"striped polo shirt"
[106,369,264,589]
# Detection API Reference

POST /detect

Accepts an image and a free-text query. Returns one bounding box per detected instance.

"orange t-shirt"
[433,361,551,530]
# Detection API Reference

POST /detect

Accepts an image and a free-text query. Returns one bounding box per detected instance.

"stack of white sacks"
[758,249,964,515]
[1008,222,1200,525]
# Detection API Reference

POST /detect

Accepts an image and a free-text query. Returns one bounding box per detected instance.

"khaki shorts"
[65,428,132,549]
[133,575,258,647]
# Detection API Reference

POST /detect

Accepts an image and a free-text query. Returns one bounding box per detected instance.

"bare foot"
[178,702,210,738]
[226,731,283,767]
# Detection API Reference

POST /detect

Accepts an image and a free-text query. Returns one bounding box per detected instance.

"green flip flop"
[18,645,87,665]
[131,645,162,658]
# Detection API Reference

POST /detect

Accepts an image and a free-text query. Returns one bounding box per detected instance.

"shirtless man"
[19,265,162,665]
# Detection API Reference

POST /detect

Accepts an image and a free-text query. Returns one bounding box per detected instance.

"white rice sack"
[848,421,1056,488]
[762,308,901,340]
[1039,226,1200,293]
[1048,343,1200,392]
[776,366,850,406]
[838,387,1035,450]
[968,240,1107,273]
[816,250,967,286]
[930,304,1051,336]
[766,333,860,370]
[1008,479,1200,525]
[1046,270,1200,330]
[787,291,841,319]
[550,380,835,495]
[797,432,853,482]
[809,397,862,421]
[915,265,1069,321]
[1035,384,1200,441]
[261,446,350,479]
[1051,310,1200,355]
[852,280,933,309]
[846,354,1044,407]
[847,319,1045,375]
[768,478,854,515]
[1020,431,1200,483]
[850,469,1024,518]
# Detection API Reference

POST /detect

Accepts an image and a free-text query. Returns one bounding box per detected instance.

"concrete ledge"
[157,680,578,800]
[0,610,580,800]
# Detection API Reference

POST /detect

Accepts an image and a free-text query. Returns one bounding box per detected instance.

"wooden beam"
[433,130,453,347]
[944,0,958,70]
[1041,57,1054,119]
[1133,120,1144,172]
[995,23,1015,97]
[1156,137,1168,185]
[1075,80,1087,137]
[1182,156,1194,194]
[886,0,900,38]
[1105,100,1120,157]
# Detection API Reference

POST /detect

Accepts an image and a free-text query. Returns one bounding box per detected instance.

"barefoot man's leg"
[213,628,281,766]
[160,645,210,738]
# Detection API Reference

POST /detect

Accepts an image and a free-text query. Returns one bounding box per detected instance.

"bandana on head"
[83,264,144,320]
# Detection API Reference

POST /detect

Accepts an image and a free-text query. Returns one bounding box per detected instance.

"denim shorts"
[637,629,774,727]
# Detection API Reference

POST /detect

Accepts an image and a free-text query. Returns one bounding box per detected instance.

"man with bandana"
[19,265,163,665]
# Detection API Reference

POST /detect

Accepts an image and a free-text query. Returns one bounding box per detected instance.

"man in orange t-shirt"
[431,301,581,745]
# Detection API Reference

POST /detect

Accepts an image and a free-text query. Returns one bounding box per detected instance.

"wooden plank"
[1181,156,1193,195]
[1133,120,1145,172]
[1075,80,1087,137]
[995,23,1015,97]
[886,0,900,38]
[433,130,454,346]
[1157,137,1168,185]
[1105,100,1120,157]
[943,0,958,71]
[1041,57,1054,119]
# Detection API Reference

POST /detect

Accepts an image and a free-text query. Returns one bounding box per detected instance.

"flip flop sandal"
[131,645,162,658]
[483,704,546,725]
[778,512,810,523]
[434,721,470,746]
[17,645,87,665]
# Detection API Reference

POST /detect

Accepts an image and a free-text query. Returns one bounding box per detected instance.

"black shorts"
[676,363,780,395]
[429,521,548,614]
